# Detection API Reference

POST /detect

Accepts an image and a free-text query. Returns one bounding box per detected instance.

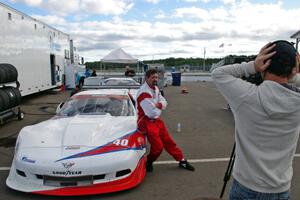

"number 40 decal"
[113,139,129,146]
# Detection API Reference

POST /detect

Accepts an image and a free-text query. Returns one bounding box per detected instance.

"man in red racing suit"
[136,69,195,172]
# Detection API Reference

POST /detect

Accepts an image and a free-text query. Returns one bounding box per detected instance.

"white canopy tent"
[101,48,139,64]
[100,48,142,82]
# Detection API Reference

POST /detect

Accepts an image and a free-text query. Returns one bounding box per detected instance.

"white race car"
[6,89,146,196]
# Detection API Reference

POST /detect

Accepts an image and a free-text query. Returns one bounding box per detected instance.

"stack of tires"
[0,63,23,122]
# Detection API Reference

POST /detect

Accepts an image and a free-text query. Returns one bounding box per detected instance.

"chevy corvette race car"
[6,89,146,196]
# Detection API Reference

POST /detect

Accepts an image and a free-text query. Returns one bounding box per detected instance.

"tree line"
[85,57,222,71]
[85,55,256,71]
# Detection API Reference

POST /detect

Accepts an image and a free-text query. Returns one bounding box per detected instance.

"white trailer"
[0,2,75,96]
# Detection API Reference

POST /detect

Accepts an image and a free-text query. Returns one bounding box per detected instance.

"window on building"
[8,13,12,20]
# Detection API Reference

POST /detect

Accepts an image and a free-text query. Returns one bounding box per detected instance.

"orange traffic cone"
[181,87,188,94]
[60,85,66,91]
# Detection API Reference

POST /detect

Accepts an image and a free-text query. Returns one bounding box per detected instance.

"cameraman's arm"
[212,43,275,111]
[211,62,256,111]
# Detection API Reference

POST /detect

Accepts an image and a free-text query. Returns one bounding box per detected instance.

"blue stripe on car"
[55,130,143,162]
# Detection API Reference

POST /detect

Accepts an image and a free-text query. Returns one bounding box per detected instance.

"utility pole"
[203,47,206,71]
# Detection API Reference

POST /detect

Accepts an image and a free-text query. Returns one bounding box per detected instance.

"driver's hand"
[155,103,162,109]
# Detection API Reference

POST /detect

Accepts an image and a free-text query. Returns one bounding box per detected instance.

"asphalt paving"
[0,82,299,200]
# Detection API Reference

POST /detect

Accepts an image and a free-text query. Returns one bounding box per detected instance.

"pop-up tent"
[100,48,141,79]
[101,48,138,64]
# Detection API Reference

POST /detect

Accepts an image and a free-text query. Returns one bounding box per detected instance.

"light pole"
[203,47,206,71]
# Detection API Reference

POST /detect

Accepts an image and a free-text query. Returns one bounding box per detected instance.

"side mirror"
[56,102,65,114]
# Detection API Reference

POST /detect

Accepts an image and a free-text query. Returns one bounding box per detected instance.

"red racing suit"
[136,82,184,162]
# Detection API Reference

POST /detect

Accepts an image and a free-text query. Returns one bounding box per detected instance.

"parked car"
[83,77,140,88]
[82,77,140,101]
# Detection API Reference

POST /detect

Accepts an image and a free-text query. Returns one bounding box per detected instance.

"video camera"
[223,55,263,85]
[243,72,263,85]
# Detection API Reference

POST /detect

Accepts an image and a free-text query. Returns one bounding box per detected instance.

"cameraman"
[212,40,300,200]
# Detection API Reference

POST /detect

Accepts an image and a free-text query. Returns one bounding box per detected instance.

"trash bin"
[171,67,176,73]
[171,72,181,86]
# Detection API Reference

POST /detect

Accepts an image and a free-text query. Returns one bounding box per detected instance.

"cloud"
[10,0,300,61]
[57,19,215,60]
[225,1,300,40]
[220,0,235,5]
[170,49,192,54]
[174,1,300,42]
[45,0,80,16]
[183,0,212,2]
[175,7,210,20]
[80,0,134,16]
[10,0,134,16]
[31,14,67,26]
[155,10,166,19]
[175,6,230,21]
[68,3,299,61]
[182,31,222,40]
[145,0,161,4]
[79,42,119,51]
[10,0,43,7]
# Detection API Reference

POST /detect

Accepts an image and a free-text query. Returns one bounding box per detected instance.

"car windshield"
[104,79,139,86]
[57,95,135,117]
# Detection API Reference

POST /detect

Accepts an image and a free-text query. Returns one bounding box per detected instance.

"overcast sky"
[2,0,300,62]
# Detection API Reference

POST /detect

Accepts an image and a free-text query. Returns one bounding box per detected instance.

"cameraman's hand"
[254,43,276,73]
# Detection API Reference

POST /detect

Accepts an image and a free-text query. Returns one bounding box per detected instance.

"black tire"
[3,87,16,108]
[5,65,14,83]
[0,90,5,112]
[0,66,6,84]
[0,65,9,84]
[0,89,10,112]
[10,87,22,105]
[0,63,18,84]
[9,64,18,82]
[2,87,22,109]
[3,65,12,83]
[6,64,18,83]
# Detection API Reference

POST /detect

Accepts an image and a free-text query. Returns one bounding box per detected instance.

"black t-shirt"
[125,69,136,77]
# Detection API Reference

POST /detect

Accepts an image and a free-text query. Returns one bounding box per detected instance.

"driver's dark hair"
[145,69,158,78]
[266,40,297,77]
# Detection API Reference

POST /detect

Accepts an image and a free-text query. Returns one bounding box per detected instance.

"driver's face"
[146,73,158,87]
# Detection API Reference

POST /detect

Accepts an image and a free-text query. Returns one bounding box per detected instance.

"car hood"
[18,114,137,149]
